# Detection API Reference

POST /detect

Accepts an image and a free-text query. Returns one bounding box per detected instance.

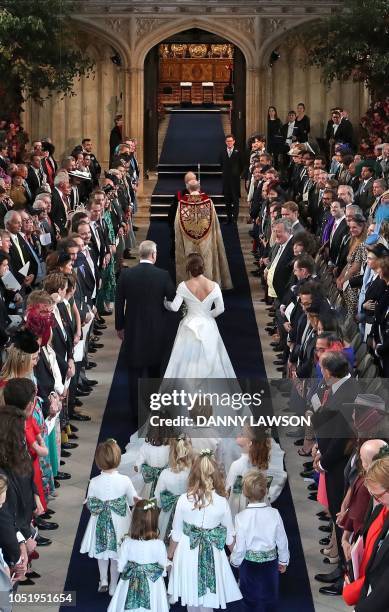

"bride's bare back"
[185,275,215,302]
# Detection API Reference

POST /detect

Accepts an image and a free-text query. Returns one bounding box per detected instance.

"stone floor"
[13,220,348,611]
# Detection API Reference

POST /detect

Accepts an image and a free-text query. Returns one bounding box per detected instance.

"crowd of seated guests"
[249,104,389,605]
[0,122,141,589]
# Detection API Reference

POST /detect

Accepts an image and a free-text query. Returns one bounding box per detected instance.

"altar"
[158,43,234,107]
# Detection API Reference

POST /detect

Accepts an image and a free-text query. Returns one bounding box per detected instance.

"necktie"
[321,388,331,406]
[228,148,232,157]
[13,235,26,266]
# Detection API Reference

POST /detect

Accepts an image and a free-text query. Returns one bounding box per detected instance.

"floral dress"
[97,210,116,308]
[343,243,367,316]
[33,398,55,500]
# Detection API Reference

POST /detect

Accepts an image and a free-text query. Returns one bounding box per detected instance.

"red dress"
[25,416,47,512]
[343,506,388,606]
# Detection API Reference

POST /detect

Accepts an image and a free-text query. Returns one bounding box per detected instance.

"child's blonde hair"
[187,451,226,509]
[95,438,121,471]
[243,469,267,502]
[169,435,193,473]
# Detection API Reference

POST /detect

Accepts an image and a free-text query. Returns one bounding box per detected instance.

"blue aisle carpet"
[159,112,225,165]
[62,221,314,612]
[62,110,313,611]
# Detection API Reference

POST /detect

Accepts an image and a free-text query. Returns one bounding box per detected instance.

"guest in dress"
[167,450,242,611]
[108,499,169,612]
[80,439,138,596]
[154,434,193,545]
[230,470,289,612]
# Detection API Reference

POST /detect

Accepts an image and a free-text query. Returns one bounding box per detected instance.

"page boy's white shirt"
[230,502,289,567]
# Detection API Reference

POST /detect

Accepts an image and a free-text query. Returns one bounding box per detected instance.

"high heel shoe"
[323,555,340,565]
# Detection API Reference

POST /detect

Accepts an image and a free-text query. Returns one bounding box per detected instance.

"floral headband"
[374,444,389,461]
[142,498,157,511]
[200,448,214,458]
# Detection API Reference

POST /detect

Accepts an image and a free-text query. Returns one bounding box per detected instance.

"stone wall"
[22,3,368,186]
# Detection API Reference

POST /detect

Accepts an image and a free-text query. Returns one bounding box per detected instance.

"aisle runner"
[62,221,314,612]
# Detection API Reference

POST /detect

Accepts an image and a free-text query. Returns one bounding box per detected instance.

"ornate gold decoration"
[179,194,213,243]
[210,44,234,58]
[171,44,187,58]
[159,44,170,58]
[188,44,208,58]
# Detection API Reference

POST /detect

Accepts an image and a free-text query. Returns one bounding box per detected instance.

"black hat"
[12,329,39,354]
[366,243,389,258]
[57,251,71,265]
[306,298,324,316]
[104,172,120,186]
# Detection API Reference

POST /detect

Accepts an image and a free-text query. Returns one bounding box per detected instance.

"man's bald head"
[360,439,387,472]
[184,171,196,184]
[188,179,200,193]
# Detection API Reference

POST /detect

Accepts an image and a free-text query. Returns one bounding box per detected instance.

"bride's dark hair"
[186,253,204,278]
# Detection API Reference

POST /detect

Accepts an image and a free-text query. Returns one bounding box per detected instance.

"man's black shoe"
[88,347,97,353]
[90,342,104,349]
[35,520,59,531]
[308,483,318,492]
[294,439,304,446]
[68,433,78,440]
[84,379,98,386]
[251,270,261,277]
[314,568,342,583]
[26,571,41,579]
[74,399,83,407]
[61,450,71,458]
[273,360,286,366]
[319,537,330,546]
[300,469,315,478]
[36,535,52,546]
[319,524,332,533]
[70,424,79,432]
[308,493,317,501]
[93,329,103,337]
[54,480,60,488]
[70,413,91,422]
[319,579,343,596]
[19,578,35,585]
[317,510,329,519]
[62,442,78,450]
[86,361,97,369]
[304,461,313,470]
[56,471,71,480]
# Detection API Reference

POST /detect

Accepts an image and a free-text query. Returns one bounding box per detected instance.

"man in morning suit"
[312,351,359,596]
[115,240,176,420]
[219,134,243,224]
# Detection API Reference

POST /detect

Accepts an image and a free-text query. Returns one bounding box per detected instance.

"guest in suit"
[281,111,305,150]
[313,351,359,595]
[3,210,35,288]
[281,201,304,234]
[373,256,389,377]
[51,173,72,237]
[326,110,354,157]
[264,218,294,302]
[327,198,348,264]
[358,244,388,338]
[354,165,375,214]
[26,154,46,200]
[369,179,387,220]
[82,138,101,187]
[115,240,176,419]
[219,134,243,224]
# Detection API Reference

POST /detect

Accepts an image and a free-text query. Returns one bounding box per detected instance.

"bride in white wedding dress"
[163,253,235,379]
[119,254,286,502]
